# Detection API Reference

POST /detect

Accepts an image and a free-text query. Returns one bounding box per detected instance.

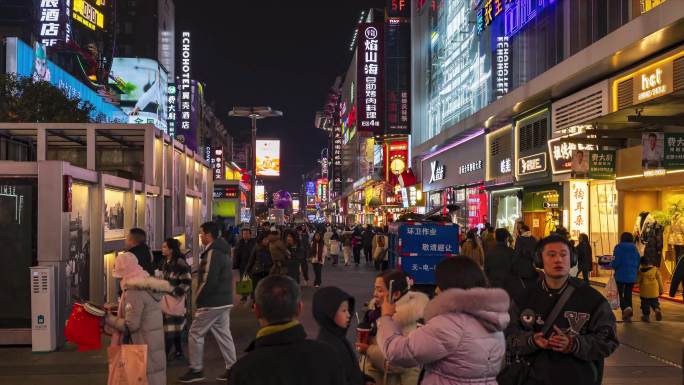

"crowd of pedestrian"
[99,219,641,385]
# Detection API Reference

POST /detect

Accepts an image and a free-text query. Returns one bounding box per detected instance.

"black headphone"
[534,234,577,269]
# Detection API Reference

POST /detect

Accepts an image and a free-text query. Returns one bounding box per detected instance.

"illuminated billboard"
[72,0,105,31]
[255,185,265,203]
[109,58,168,131]
[292,199,300,213]
[256,140,280,176]
[5,38,125,122]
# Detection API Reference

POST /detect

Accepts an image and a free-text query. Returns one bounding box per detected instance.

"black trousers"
[640,297,661,315]
[616,281,634,311]
[353,246,362,265]
[313,263,322,286]
[165,334,183,355]
[675,245,684,264]
[300,259,309,281]
[364,245,372,262]
[250,272,268,300]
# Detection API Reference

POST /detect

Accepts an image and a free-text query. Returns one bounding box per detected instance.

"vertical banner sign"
[166,83,177,137]
[37,0,72,47]
[588,150,616,179]
[569,180,589,241]
[321,156,329,179]
[179,31,192,142]
[664,133,684,169]
[385,0,411,135]
[186,80,200,151]
[494,36,510,99]
[357,23,384,134]
[332,123,343,193]
[210,146,224,180]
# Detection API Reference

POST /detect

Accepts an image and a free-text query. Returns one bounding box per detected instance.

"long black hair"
[164,238,183,260]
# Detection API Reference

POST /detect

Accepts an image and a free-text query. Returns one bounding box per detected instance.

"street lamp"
[228,106,283,229]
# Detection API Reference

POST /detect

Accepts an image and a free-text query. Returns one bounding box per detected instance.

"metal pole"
[251,116,257,229]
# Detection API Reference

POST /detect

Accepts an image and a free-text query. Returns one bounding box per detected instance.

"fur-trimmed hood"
[393,291,430,328]
[424,288,510,332]
[124,276,173,300]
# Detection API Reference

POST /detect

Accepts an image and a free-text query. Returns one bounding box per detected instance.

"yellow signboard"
[73,0,104,31]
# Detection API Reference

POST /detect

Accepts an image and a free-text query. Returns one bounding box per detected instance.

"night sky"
[175,0,384,193]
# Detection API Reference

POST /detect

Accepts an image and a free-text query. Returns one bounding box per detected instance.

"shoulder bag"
[497,284,576,385]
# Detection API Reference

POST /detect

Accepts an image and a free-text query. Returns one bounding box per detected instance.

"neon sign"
[477,0,556,37]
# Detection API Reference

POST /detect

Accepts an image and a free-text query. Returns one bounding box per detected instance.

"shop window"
[589,182,618,257]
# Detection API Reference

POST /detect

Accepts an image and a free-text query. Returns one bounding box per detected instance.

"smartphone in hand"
[388,279,395,304]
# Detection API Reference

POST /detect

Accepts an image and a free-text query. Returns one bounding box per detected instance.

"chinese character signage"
[210,146,224,180]
[402,255,445,285]
[331,122,343,193]
[458,160,483,175]
[167,83,177,137]
[256,140,281,177]
[317,178,329,204]
[569,180,589,241]
[477,0,555,37]
[664,133,684,169]
[357,23,384,134]
[399,223,459,256]
[179,31,192,140]
[428,160,445,183]
[494,36,510,99]
[385,140,408,182]
[548,138,595,174]
[37,0,72,47]
[385,3,410,135]
[588,150,616,180]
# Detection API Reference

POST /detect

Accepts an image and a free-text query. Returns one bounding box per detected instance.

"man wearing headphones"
[501,235,619,385]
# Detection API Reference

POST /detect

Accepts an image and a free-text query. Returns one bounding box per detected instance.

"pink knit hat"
[112,252,149,281]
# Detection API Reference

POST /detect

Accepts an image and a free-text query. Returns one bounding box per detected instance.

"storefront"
[548,81,618,253]
[0,123,212,348]
[485,124,521,235]
[421,131,486,230]
[565,44,684,281]
[514,107,563,239]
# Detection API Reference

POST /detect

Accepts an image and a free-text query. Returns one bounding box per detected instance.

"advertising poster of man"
[642,132,664,169]
[571,149,590,178]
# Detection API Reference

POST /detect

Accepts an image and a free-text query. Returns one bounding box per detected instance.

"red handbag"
[64,303,103,352]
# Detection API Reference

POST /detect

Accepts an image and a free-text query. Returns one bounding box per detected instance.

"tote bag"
[235,276,253,295]
[107,344,148,385]
[605,274,620,310]
[160,294,186,317]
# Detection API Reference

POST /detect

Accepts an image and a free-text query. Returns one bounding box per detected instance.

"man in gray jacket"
[179,221,236,383]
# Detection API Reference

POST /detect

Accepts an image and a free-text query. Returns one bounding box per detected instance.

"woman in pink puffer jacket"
[376,256,510,385]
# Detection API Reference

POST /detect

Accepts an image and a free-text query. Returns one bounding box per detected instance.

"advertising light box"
[6,38,125,122]
[109,57,168,131]
[256,140,280,176]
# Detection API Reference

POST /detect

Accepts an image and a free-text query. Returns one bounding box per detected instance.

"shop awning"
[559,90,684,144]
